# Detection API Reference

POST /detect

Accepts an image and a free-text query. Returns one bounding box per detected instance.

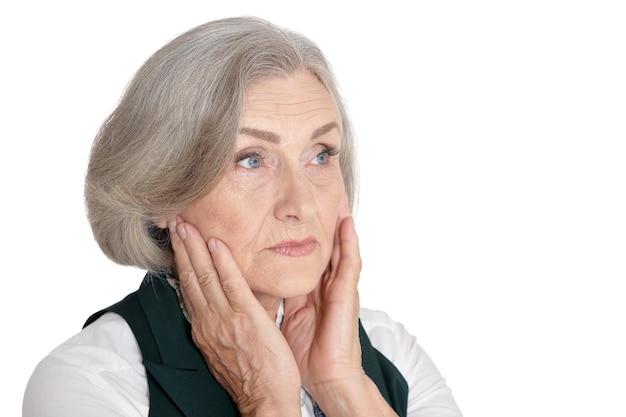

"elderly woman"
[24,17,462,417]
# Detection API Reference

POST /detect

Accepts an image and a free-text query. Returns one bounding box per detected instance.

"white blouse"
[23,308,462,417]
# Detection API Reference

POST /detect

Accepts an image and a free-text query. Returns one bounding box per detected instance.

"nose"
[273,166,316,223]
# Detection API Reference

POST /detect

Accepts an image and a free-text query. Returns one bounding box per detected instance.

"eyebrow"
[239,121,339,143]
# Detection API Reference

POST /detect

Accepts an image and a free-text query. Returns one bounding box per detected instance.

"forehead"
[242,71,338,120]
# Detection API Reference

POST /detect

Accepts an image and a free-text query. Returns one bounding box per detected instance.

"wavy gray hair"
[85,17,358,271]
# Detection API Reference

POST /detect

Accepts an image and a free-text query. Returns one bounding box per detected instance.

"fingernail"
[346,215,355,232]
[167,218,177,235]
[177,223,187,240]
[207,237,217,252]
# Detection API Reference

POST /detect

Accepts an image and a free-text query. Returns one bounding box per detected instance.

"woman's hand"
[281,199,399,417]
[280,196,364,390]
[168,218,301,417]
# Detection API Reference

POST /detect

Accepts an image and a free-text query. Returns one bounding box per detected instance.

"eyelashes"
[313,145,339,165]
[236,151,264,169]
[321,145,340,158]
[235,145,340,170]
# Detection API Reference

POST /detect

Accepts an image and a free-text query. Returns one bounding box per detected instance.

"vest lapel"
[137,276,239,417]
[143,362,237,417]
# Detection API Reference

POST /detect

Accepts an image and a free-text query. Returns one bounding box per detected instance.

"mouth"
[268,238,317,257]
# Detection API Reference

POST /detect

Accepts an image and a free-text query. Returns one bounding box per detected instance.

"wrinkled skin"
[166,71,398,417]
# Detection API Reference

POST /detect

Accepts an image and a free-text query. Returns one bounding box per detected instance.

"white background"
[2,1,625,416]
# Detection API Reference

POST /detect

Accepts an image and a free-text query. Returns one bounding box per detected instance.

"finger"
[168,218,207,320]
[283,294,309,318]
[282,294,314,344]
[170,218,228,313]
[334,216,361,289]
[329,194,350,277]
[169,217,193,277]
[207,237,262,314]
[329,231,341,278]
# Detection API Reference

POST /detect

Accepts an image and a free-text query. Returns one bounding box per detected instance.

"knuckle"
[341,255,362,279]
[197,270,219,288]
[191,327,214,353]
[344,253,362,270]
[177,270,195,284]
[220,276,240,295]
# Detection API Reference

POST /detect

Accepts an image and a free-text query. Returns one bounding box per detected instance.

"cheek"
[194,204,272,263]
[319,184,345,237]
[180,192,245,241]
[188,206,250,243]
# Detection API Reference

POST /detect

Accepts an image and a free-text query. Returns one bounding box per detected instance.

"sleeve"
[22,313,150,417]
[359,308,463,417]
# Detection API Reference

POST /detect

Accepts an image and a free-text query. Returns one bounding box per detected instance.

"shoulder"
[359,307,432,387]
[359,308,463,417]
[23,313,148,417]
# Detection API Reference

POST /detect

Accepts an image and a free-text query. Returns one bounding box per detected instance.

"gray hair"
[85,17,358,271]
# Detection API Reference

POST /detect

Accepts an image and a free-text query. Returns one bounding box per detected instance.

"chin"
[279,278,321,299]
[246,251,330,298]
[252,268,324,300]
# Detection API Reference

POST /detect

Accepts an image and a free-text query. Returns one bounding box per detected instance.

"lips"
[268,238,317,257]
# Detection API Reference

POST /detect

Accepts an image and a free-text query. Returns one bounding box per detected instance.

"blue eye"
[238,155,262,169]
[312,146,338,165]
[314,152,328,165]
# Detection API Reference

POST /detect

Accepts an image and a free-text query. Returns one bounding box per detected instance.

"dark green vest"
[85,272,408,417]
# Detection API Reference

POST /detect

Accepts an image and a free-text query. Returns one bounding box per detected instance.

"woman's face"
[180,71,345,303]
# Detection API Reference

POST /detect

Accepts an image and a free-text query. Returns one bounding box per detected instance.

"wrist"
[308,373,398,417]
[239,393,302,417]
